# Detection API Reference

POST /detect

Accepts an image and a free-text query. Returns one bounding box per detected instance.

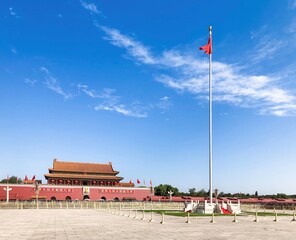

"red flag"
[24,175,28,181]
[32,175,35,181]
[199,35,212,54]
[137,179,141,184]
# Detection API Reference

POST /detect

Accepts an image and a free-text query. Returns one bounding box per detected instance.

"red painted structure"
[0,184,151,201]
[0,159,152,201]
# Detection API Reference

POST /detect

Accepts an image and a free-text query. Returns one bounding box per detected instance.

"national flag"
[24,175,28,181]
[32,175,35,181]
[137,179,141,184]
[199,35,212,54]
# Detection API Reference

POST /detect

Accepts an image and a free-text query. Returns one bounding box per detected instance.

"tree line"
[153,184,296,199]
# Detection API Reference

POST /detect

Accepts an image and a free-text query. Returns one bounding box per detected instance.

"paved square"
[0,209,295,239]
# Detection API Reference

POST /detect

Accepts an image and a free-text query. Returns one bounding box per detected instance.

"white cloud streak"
[80,1,100,14]
[24,78,37,86]
[95,104,148,118]
[98,25,296,116]
[251,35,286,62]
[97,25,157,64]
[78,84,171,117]
[41,67,72,100]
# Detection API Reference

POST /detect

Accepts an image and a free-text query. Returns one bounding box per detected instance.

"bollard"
[186,212,191,224]
[149,211,153,222]
[128,209,131,217]
[292,212,296,222]
[233,212,238,222]
[81,203,82,209]
[160,212,165,224]
[274,212,278,222]
[254,211,259,222]
[134,209,137,219]
[141,210,146,220]
[73,203,75,209]
[210,212,215,223]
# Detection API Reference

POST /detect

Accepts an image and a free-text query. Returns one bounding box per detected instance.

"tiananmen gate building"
[0,159,152,201]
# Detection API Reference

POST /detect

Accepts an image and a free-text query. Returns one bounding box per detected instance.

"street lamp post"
[3,185,12,203]
[34,181,40,209]
[168,190,174,202]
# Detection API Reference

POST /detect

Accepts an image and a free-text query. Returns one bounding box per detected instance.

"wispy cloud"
[79,85,148,117]
[78,84,171,117]
[95,103,148,118]
[288,17,296,33]
[98,25,296,116]
[251,35,286,62]
[156,96,172,110]
[24,78,37,86]
[96,25,157,64]
[9,7,18,18]
[41,67,72,100]
[80,0,100,14]
[11,47,17,54]
[289,0,296,9]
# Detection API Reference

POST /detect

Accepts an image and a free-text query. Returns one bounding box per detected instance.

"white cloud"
[24,78,37,86]
[78,84,171,117]
[95,104,148,118]
[41,67,72,100]
[289,0,296,9]
[251,35,286,62]
[288,18,296,33]
[98,26,296,116]
[11,48,17,54]
[78,84,147,117]
[9,7,18,17]
[80,1,100,14]
[156,96,172,110]
[97,25,157,64]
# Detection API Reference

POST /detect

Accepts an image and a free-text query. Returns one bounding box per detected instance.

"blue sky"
[1,0,296,195]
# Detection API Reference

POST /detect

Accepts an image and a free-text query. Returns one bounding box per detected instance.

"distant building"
[0,159,149,202]
[44,159,133,187]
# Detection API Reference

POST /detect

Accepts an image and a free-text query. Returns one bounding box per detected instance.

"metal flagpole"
[208,25,213,205]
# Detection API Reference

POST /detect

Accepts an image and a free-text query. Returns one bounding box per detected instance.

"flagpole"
[208,25,213,205]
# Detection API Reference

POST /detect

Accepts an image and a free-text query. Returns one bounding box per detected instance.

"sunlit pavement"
[0,209,295,240]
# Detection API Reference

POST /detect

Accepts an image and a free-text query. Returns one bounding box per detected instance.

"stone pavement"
[0,209,296,240]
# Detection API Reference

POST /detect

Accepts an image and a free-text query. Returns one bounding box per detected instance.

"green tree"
[154,184,179,196]
[0,176,22,184]
[196,188,208,197]
[188,188,197,196]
